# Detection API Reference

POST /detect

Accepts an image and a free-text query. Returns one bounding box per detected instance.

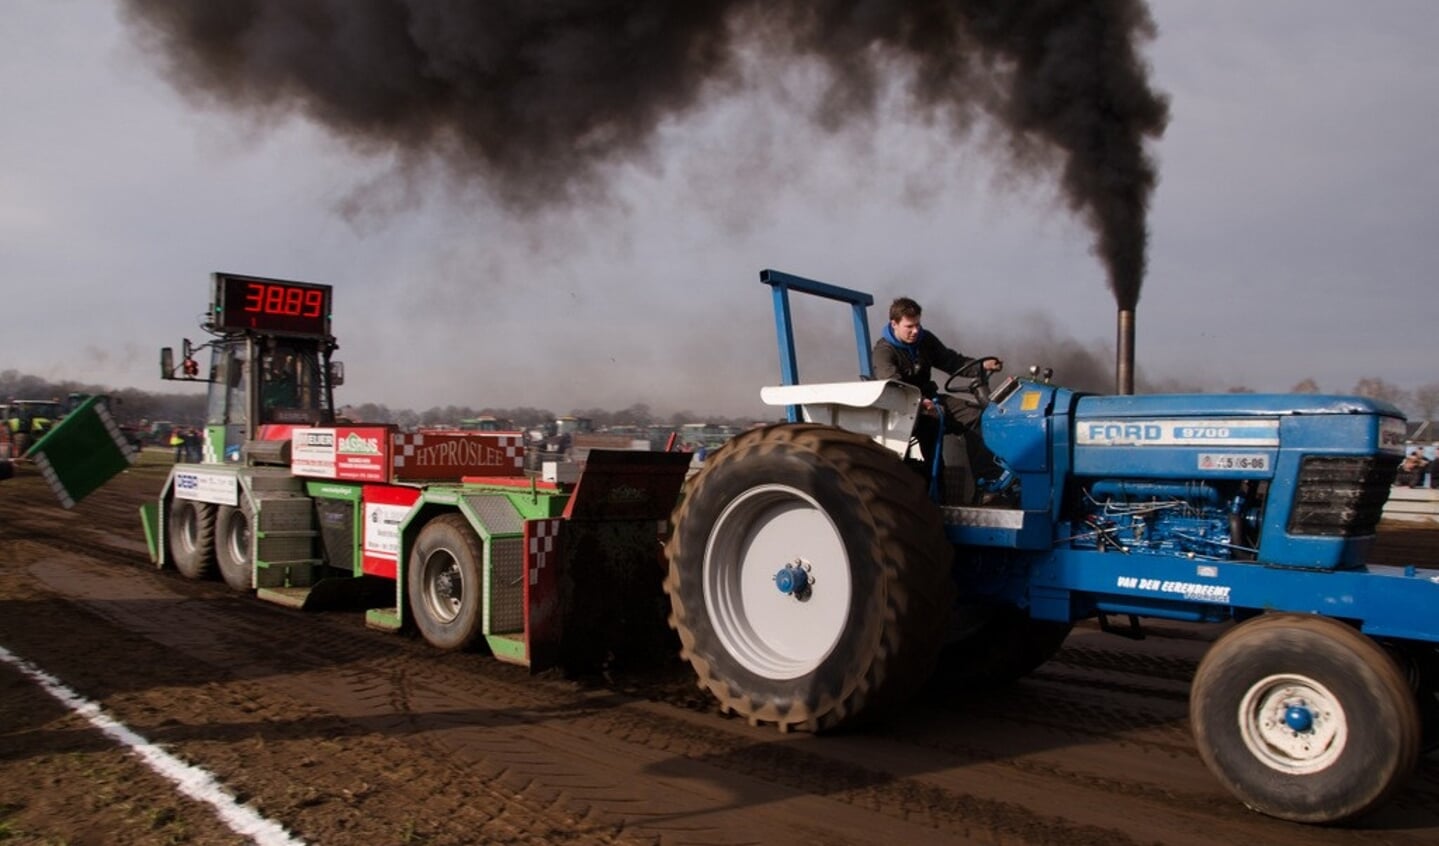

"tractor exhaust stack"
[1116,308,1135,395]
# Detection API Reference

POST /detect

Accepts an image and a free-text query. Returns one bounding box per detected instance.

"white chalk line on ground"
[0,643,305,846]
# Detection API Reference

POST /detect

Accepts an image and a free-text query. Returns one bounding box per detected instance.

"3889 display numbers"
[212,273,332,336]
[244,282,325,318]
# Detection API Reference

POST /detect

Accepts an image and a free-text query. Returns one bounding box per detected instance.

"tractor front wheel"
[1190,613,1421,824]
[168,498,216,579]
[665,423,953,732]
[407,513,485,651]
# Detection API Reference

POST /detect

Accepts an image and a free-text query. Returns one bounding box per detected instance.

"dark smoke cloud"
[119,0,1167,308]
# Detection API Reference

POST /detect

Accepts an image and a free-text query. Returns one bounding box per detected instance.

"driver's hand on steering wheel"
[983,357,1004,372]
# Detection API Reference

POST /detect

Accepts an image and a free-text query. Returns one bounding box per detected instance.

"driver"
[872,296,1003,485]
[261,350,300,413]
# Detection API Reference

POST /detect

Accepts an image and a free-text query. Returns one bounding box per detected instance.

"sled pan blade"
[562,449,692,522]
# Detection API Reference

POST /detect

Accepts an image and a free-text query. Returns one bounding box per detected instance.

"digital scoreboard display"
[212,273,332,337]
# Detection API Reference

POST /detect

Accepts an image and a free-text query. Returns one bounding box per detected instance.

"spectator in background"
[170,430,185,462]
[1401,449,1427,487]
[184,428,203,463]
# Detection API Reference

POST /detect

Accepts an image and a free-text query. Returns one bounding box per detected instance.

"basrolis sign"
[290,427,527,482]
[291,426,392,482]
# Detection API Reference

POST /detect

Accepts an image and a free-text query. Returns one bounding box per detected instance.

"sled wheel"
[1190,613,1421,823]
[408,513,485,651]
[214,503,254,592]
[168,498,216,579]
[664,423,953,732]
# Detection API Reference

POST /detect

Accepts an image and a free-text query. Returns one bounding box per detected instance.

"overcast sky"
[2,1,1436,420]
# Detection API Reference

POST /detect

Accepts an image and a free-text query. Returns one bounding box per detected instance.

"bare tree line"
[6,368,1437,430]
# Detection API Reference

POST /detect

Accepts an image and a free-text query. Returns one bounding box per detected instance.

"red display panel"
[212,273,332,337]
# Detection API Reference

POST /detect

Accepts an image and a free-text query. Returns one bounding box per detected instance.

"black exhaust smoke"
[120,1,1167,369]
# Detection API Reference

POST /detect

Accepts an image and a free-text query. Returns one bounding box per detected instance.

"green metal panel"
[366,607,402,632]
[452,479,572,519]
[307,481,363,576]
[462,494,524,535]
[306,481,362,502]
[458,494,524,637]
[26,396,136,508]
[485,633,526,663]
[422,488,461,506]
[139,501,160,563]
[493,489,569,519]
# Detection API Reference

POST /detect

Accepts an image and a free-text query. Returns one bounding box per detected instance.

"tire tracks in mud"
[24,547,1103,846]
[19,545,1437,846]
[4,466,1439,845]
[6,510,1142,845]
[2,547,645,845]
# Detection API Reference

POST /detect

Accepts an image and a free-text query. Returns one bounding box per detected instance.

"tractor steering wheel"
[944,356,1001,406]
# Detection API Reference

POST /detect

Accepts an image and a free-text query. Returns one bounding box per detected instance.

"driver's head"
[888,297,923,345]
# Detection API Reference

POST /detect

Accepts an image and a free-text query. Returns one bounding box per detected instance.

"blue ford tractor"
[664,269,1437,825]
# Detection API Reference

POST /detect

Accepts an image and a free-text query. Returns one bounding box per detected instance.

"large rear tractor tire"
[168,498,216,579]
[664,423,954,732]
[408,513,485,651]
[214,503,254,592]
[1190,613,1421,824]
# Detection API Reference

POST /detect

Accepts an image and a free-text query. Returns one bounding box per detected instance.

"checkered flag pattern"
[527,518,561,586]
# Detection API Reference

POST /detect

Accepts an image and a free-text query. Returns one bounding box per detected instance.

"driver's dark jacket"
[872,330,975,396]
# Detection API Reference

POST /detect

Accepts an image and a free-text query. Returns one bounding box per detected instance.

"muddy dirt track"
[2,453,1438,845]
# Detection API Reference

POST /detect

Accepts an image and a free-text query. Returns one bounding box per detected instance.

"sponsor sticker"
[339,431,382,455]
[172,470,238,506]
[363,502,410,559]
[1116,575,1232,603]
[291,428,337,477]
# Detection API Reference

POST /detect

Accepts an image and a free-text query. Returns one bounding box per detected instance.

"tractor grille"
[1287,455,1399,537]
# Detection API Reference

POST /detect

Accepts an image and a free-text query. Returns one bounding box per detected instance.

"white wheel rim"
[1238,673,1346,774]
[421,550,463,623]
[702,484,853,680]
[225,511,250,565]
